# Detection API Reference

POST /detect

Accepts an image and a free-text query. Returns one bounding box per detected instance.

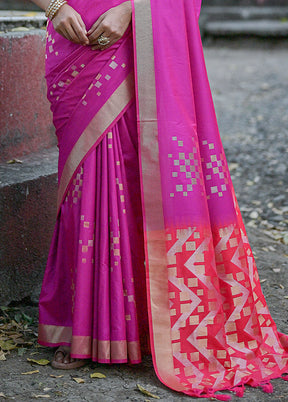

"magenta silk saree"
[38,0,288,399]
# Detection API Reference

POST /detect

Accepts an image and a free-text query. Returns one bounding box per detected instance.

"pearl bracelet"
[45,0,67,21]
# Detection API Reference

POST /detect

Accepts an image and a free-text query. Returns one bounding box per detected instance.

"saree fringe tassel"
[38,0,288,399]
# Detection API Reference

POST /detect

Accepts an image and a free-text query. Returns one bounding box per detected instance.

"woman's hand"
[52,4,89,45]
[87,2,132,50]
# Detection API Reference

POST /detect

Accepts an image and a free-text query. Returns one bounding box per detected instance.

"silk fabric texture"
[38,0,288,399]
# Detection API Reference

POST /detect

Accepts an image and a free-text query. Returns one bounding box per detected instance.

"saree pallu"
[38,0,288,399]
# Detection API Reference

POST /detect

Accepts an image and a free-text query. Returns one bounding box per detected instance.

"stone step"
[0,147,58,304]
[0,146,58,188]
[0,10,46,30]
[0,28,56,163]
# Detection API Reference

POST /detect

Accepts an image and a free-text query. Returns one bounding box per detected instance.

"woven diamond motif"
[168,136,203,198]
[201,141,229,198]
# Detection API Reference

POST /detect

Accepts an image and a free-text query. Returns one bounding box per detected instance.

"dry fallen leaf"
[137,384,160,399]
[27,358,50,366]
[32,395,51,399]
[90,372,106,379]
[50,374,64,378]
[0,340,17,351]
[0,392,6,398]
[9,334,22,340]
[14,338,26,345]
[21,370,40,375]
[73,377,85,384]
[0,350,6,361]
[6,158,23,164]
[228,163,239,171]
[260,279,267,283]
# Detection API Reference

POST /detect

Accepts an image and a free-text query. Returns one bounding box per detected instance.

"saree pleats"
[39,101,148,363]
[39,18,148,362]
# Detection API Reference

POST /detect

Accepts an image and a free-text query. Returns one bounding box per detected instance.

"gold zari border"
[57,72,134,212]
[133,0,185,392]
[38,324,140,361]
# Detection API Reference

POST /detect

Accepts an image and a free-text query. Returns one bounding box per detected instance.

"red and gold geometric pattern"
[165,204,288,394]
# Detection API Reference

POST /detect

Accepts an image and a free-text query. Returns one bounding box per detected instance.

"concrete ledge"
[0,147,58,188]
[0,11,46,30]
[0,29,56,163]
[0,147,58,305]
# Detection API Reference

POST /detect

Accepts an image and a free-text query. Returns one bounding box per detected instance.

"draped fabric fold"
[132,0,288,398]
[38,0,288,398]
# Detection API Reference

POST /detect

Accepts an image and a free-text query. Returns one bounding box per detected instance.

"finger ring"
[97,34,110,46]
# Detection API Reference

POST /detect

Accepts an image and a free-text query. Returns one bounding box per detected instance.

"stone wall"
[0,30,57,304]
[0,1,40,10]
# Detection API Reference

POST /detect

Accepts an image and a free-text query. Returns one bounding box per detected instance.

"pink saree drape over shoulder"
[38,0,288,398]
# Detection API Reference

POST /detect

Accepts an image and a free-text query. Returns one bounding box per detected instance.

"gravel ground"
[1,43,288,401]
[206,42,288,240]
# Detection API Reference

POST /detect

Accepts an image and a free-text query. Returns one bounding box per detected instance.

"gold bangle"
[45,0,67,21]
[47,0,67,20]
[45,0,57,18]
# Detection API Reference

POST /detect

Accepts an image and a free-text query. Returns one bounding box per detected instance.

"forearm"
[30,0,50,12]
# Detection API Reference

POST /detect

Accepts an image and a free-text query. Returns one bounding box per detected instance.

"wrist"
[51,3,69,20]
[45,0,68,21]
